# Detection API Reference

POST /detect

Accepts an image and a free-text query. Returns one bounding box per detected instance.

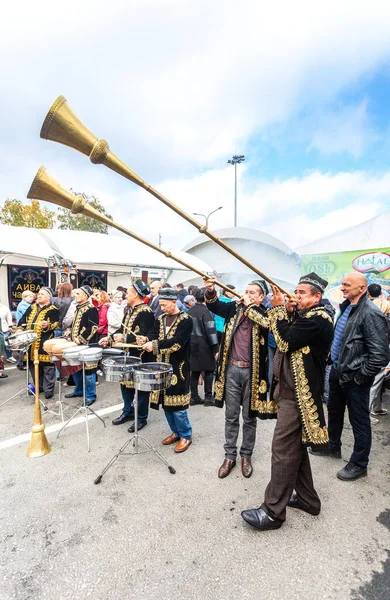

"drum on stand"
[78,347,102,365]
[132,362,173,392]
[8,330,37,350]
[102,355,141,383]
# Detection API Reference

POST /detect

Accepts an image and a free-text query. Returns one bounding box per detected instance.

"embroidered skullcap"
[299,272,328,293]
[133,279,150,298]
[158,287,177,301]
[80,285,93,298]
[40,286,52,297]
[249,279,269,296]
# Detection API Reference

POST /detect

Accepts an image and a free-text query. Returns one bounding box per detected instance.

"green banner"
[301,248,390,305]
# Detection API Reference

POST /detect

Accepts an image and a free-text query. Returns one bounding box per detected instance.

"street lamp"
[227,154,245,227]
[193,206,223,230]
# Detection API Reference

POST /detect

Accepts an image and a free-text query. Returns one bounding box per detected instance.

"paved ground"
[0,365,389,600]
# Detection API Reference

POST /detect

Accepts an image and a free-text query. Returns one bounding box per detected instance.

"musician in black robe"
[64,286,99,406]
[19,287,59,399]
[241,273,333,531]
[140,287,193,453]
[100,280,154,431]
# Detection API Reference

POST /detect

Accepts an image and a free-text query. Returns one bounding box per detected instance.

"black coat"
[70,302,99,372]
[269,304,334,447]
[336,294,389,385]
[19,303,59,363]
[187,303,218,372]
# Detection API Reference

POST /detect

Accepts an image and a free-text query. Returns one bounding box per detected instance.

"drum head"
[132,362,172,374]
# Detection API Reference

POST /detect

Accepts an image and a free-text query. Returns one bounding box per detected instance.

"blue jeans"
[164,410,192,440]
[121,386,149,424]
[3,333,12,359]
[328,366,372,468]
[73,370,97,403]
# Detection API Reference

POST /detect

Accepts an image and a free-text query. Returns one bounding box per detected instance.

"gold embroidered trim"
[305,306,333,324]
[155,312,188,355]
[268,305,289,353]
[302,346,310,354]
[256,399,278,414]
[259,380,267,394]
[250,325,260,409]
[205,292,218,304]
[123,304,152,342]
[163,392,191,407]
[121,381,135,389]
[26,304,58,360]
[245,307,270,329]
[214,314,235,401]
[179,361,185,381]
[290,349,329,445]
[170,374,178,386]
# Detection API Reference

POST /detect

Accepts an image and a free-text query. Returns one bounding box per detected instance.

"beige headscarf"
[372,296,390,316]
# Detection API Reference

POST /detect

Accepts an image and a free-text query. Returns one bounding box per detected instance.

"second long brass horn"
[27,167,242,299]
[40,96,291,297]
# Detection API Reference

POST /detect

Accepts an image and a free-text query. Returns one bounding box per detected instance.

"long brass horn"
[27,167,242,299]
[40,96,291,298]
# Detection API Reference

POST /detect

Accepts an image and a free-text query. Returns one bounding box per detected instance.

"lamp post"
[193,206,223,230]
[227,154,245,227]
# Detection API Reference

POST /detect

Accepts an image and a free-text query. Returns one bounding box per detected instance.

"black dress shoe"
[64,393,82,399]
[288,492,320,516]
[112,413,134,425]
[337,461,367,481]
[85,399,96,407]
[241,507,283,531]
[309,446,341,459]
[190,396,204,406]
[128,421,147,433]
[45,393,54,400]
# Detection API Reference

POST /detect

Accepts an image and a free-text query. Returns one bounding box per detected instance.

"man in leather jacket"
[312,272,389,481]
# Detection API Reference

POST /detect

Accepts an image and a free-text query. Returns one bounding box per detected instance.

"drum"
[8,330,37,350]
[132,362,173,392]
[62,345,87,366]
[49,340,78,360]
[102,356,141,383]
[79,347,102,365]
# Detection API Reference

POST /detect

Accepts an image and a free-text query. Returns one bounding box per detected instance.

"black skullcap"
[80,285,93,298]
[249,279,269,296]
[367,283,381,298]
[158,287,178,301]
[133,279,150,298]
[299,272,328,293]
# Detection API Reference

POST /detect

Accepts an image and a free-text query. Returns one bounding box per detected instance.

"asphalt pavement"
[0,365,389,600]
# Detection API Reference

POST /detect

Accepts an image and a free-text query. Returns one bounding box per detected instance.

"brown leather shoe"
[174,438,192,453]
[241,457,253,478]
[162,433,180,445]
[218,458,236,479]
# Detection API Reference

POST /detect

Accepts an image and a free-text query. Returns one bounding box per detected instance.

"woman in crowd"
[52,283,73,337]
[97,291,111,339]
[107,290,125,335]
[0,300,15,364]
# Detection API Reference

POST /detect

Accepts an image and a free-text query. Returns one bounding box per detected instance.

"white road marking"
[0,403,123,451]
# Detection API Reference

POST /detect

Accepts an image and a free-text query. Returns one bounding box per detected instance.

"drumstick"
[122,323,138,336]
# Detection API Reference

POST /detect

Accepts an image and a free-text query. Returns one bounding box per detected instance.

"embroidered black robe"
[19,303,59,363]
[205,291,273,417]
[149,312,193,411]
[70,302,99,372]
[268,304,334,447]
[110,303,155,389]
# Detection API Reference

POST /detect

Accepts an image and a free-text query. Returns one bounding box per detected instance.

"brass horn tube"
[40,96,292,298]
[27,167,242,299]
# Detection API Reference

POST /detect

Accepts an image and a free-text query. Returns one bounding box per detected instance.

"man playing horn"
[204,278,271,479]
[100,280,155,431]
[18,287,59,400]
[241,273,333,531]
[139,287,193,453]
[64,286,99,406]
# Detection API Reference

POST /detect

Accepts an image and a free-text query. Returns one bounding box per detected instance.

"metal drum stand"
[57,355,106,452]
[0,345,45,409]
[94,362,176,484]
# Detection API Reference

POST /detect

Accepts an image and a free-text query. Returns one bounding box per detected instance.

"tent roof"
[0,225,213,273]
[296,212,390,254]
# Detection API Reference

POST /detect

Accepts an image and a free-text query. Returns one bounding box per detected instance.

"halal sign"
[352,252,390,274]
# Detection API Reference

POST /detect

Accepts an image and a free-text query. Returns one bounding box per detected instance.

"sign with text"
[301,247,390,305]
[7,265,49,309]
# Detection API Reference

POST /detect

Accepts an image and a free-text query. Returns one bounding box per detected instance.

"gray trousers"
[369,369,386,413]
[224,363,257,460]
[29,363,56,396]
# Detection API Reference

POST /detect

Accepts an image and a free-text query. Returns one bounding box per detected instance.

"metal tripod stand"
[94,387,176,484]
[57,362,105,451]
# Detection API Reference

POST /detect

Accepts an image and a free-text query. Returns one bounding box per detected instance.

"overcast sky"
[1,0,390,253]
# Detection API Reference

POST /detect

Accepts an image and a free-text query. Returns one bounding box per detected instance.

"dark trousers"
[29,363,56,396]
[224,363,257,460]
[262,394,320,522]
[328,366,372,468]
[121,386,149,424]
[190,370,214,400]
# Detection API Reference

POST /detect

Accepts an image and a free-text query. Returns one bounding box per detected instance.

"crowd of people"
[1,270,389,532]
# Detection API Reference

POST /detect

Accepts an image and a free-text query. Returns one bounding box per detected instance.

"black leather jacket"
[335,293,389,385]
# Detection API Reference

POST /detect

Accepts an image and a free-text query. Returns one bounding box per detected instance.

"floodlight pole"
[228,155,245,227]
